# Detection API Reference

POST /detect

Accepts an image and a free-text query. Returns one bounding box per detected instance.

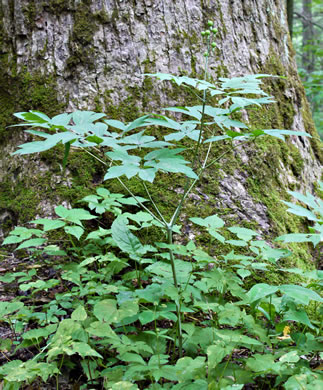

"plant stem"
[191,36,211,171]
[167,227,183,358]
[142,181,168,226]
[82,148,166,226]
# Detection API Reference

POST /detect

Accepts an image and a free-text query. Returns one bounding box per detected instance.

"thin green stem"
[169,141,213,227]
[154,305,161,368]
[82,148,165,226]
[87,359,94,383]
[204,139,250,170]
[142,181,168,226]
[167,227,183,358]
[190,38,210,171]
[218,349,234,384]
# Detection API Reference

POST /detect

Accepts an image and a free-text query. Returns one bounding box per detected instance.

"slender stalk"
[142,181,168,226]
[190,37,211,171]
[82,148,165,226]
[167,38,212,230]
[204,139,249,169]
[167,227,183,357]
[87,359,94,384]
[169,141,213,227]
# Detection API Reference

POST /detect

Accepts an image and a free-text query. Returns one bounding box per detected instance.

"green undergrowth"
[0,21,322,390]
[1,180,322,389]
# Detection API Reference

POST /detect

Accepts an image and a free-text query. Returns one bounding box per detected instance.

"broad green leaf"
[165,106,202,120]
[71,110,106,126]
[118,196,148,206]
[107,150,141,164]
[190,214,225,229]
[93,299,118,323]
[147,260,193,284]
[111,216,145,255]
[175,356,206,382]
[279,351,300,364]
[136,283,164,303]
[55,206,96,226]
[23,324,57,340]
[30,219,66,231]
[118,301,139,322]
[216,330,263,346]
[0,301,24,317]
[51,112,71,126]
[207,342,233,370]
[124,115,150,132]
[246,354,281,373]
[276,233,320,246]
[0,338,12,352]
[237,269,251,279]
[283,368,323,390]
[71,305,87,321]
[119,352,146,365]
[2,360,59,382]
[279,284,323,305]
[120,130,170,148]
[228,227,258,241]
[282,200,318,221]
[246,283,279,303]
[86,321,117,338]
[2,235,26,245]
[279,267,322,280]
[288,190,321,212]
[16,110,51,123]
[138,167,157,183]
[145,158,198,179]
[64,225,84,240]
[72,342,103,358]
[227,239,248,246]
[104,164,140,180]
[16,238,47,250]
[218,304,241,326]
[263,129,311,141]
[284,307,315,329]
[12,137,62,155]
[110,382,139,390]
[204,135,230,143]
[139,310,156,325]
[104,119,126,131]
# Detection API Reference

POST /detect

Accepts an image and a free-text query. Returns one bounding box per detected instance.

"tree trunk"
[0,0,321,266]
[302,0,315,76]
[287,0,294,36]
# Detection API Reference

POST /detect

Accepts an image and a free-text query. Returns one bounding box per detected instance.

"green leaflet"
[279,284,323,305]
[246,283,279,303]
[55,205,96,226]
[111,216,146,255]
[71,305,87,321]
[16,238,47,250]
[29,219,66,231]
[93,299,118,323]
[64,225,84,240]
[246,354,281,374]
[228,227,258,241]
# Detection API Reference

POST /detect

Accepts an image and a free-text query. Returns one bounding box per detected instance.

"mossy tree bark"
[0,0,321,266]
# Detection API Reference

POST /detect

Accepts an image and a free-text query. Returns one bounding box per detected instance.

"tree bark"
[287,0,294,36]
[0,0,322,266]
[302,0,315,76]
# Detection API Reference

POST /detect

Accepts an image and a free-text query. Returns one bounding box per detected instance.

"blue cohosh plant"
[1,23,322,389]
